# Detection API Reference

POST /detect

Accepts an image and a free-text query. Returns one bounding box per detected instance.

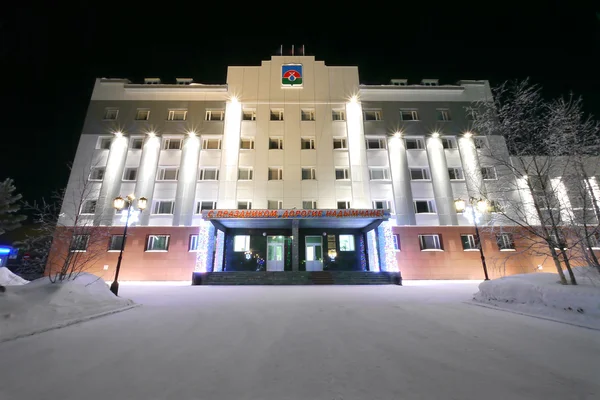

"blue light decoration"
[376,221,399,272]
[358,234,367,271]
[214,230,225,272]
[366,230,380,272]
[0,247,11,255]
[194,221,215,273]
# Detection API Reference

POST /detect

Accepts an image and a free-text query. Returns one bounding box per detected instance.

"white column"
[218,98,242,209]
[345,97,372,208]
[388,135,416,225]
[426,135,458,225]
[136,135,161,226]
[95,135,129,226]
[458,135,485,199]
[173,134,200,226]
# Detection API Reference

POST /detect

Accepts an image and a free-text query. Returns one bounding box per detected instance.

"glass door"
[305,236,323,271]
[267,236,284,271]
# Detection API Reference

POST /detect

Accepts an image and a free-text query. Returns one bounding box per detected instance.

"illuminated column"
[426,135,458,225]
[94,135,129,226]
[345,97,372,208]
[551,177,573,222]
[218,98,242,209]
[292,219,299,271]
[388,135,416,225]
[366,229,380,272]
[213,229,225,272]
[458,135,485,199]
[376,221,398,272]
[194,221,215,272]
[136,134,161,226]
[517,177,540,225]
[173,134,200,226]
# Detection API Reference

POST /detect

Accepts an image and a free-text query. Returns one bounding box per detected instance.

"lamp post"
[110,194,147,295]
[455,197,490,281]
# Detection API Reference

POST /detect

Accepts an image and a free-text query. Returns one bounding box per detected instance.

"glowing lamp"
[114,131,123,137]
[454,198,466,213]
[138,197,148,210]
[393,131,402,138]
[113,196,125,211]
[431,131,440,138]
[230,96,239,104]
[477,199,489,213]
[350,95,358,104]
[464,131,473,138]
[147,131,156,137]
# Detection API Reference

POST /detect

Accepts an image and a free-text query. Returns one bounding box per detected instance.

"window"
[400,109,419,121]
[474,137,487,149]
[302,168,316,180]
[270,109,284,121]
[130,137,144,149]
[237,201,252,210]
[122,168,138,181]
[168,110,187,121]
[448,167,464,180]
[369,168,390,180]
[163,138,183,150]
[489,200,504,213]
[268,168,283,180]
[199,168,219,180]
[195,201,216,214]
[366,138,387,149]
[419,234,442,250]
[436,109,452,121]
[332,109,346,121]
[497,233,515,251]
[337,201,351,209]
[364,110,382,121]
[240,138,255,150]
[268,200,283,210]
[202,138,221,150]
[441,137,457,149]
[108,235,124,251]
[414,200,436,214]
[103,108,118,120]
[301,109,315,121]
[373,200,391,210]
[152,201,175,215]
[70,235,89,252]
[335,168,350,180]
[405,138,425,150]
[234,235,250,252]
[238,168,253,180]
[269,137,284,150]
[242,109,256,121]
[146,235,170,251]
[80,200,97,214]
[89,167,105,181]
[393,234,401,251]
[461,234,478,251]
[481,166,497,180]
[333,138,347,150]
[156,167,179,181]
[135,109,150,121]
[98,137,112,150]
[339,235,355,251]
[302,200,317,209]
[410,168,430,180]
[301,137,315,149]
[205,109,225,121]
[189,235,199,251]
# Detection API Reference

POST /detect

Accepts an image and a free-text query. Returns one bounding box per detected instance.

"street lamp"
[110,194,147,295]
[455,197,490,281]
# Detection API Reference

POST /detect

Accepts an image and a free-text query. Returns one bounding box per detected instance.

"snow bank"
[0,267,29,286]
[473,267,600,329]
[0,273,135,342]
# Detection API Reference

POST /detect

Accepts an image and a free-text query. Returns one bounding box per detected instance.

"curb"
[0,303,141,344]
[464,300,600,331]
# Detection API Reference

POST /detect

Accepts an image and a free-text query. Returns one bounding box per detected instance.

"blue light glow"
[0,247,11,255]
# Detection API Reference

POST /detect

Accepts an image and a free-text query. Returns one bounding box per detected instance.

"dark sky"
[2,2,599,203]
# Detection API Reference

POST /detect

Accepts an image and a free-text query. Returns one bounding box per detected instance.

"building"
[50,55,599,282]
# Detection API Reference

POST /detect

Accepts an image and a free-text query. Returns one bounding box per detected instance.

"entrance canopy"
[202,209,389,231]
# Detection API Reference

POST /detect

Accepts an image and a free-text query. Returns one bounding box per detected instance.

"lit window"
[89,167,105,181]
[461,234,477,250]
[339,234,355,251]
[441,137,457,149]
[270,109,284,121]
[333,138,347,149]
[436,109,451,121]
[410,168,430,180]
[335,168,350,180]
[122,168,138,181]
[146,235,170,251]
[405,138,425,149]
[97,137,112,150]
[70,235,89,252]
[366,138,387,149]
[103,108,118,120]
[448,167,464,180]
[195,201,216,214]
[237,201,252,210]
[419,234,442,250]
[163,138,183,150]
[474,137,488,149]
[240,138,255,150]
[189,234,199,251]
[156,167,179,181]
[369,168,390,180]
[242,109,256,121]
[234,235,250,252]
[497,233,515,250]
[135,109,150,121]
[393,234,401,251]
[364,110,382,121]
[373,200,391,210]
[400,109,419,121]
[80,200,97,214]
[301,109,315,121]
[269,137,284,150]
[268,168,283,181]
[205,109,225,121]
[202,138,221,150]
[130,137,144,149]
[332,109,346,121]
[108,235,124,251]
[238,168,253,180]
[337,201,350,209]
[302,200,317,209]
[414,200,436,214]
[268,200,283,210]
[301,168,316,180]
[152,201,175,214]
[481,166,497,180]
[199,168,219,180]
[167,110,187,121]
[301,137,315,149]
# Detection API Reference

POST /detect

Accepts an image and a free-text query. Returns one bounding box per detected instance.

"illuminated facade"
[53,55,595,282]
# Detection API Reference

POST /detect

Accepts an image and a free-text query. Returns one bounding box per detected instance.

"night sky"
[3,2,599,203]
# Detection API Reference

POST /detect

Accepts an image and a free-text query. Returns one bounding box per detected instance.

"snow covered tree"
[0,178,26,236]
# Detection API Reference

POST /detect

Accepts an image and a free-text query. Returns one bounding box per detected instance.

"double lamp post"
[454,197,490,281]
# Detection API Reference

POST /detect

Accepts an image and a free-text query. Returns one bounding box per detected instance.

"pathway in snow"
[0,283,598,400]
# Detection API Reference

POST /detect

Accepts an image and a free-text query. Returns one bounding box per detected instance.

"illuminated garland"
[214,230,225,271]
[358,234,367,271]
[367,230,380,272]
[194,221,215,272]
[377,221,398,272]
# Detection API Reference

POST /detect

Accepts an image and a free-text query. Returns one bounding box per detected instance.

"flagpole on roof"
[280,44,283,55]
[292,45,294,56]
[302,44,305,56]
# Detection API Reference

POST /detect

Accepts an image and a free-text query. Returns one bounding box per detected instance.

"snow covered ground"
[0,273,135,342]
[0,283,599,400]
[0,267,29,286]
[473,267,600,329]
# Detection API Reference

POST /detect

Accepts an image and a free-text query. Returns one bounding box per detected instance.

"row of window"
[103,107,464,123]
[97,136,489,151]
[414,233,515,251]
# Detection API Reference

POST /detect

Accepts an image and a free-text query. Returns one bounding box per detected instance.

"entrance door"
[305,236,323,271]
[267,236,284,271]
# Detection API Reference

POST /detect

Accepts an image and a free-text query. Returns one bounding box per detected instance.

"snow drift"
[0,273,135,342]
[0,267,29,286]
